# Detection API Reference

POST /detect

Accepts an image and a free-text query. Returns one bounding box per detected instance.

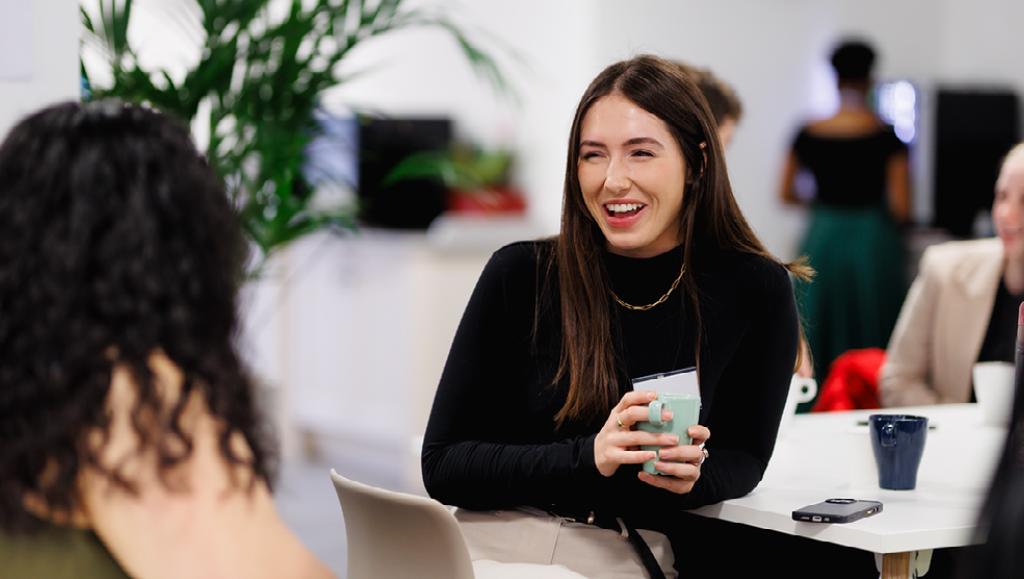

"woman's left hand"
[637,425,711,494]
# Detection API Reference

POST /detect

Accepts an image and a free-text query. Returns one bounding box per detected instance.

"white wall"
[324,0,599,235]
[0,0,79,139]
[70,0,1024,258]
[12,0,1024,486]
[591,0,838,259]
[586,0,982,258]
[326,0,1024,258]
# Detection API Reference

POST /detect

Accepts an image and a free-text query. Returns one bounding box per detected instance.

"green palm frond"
[81,0,519,274]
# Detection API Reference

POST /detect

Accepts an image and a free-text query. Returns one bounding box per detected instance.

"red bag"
[811,348,886,412]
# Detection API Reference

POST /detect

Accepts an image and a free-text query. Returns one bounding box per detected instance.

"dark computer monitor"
[357,116,452,230]
[932,88,1020,237]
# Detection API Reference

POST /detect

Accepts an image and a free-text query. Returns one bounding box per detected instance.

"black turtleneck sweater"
[421,239,799,529]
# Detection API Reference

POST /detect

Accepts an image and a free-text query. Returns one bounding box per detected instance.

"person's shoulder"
[696,246,791,292]
[918,238,1003,281]
[921,237,1002,262]
[736,251,791,288]
[490,239,551,267]
[483,239,554,284]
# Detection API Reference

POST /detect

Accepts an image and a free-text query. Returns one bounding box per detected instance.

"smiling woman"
[578,94,689,258]
[882,143,1024,408]
[421,55,811,578]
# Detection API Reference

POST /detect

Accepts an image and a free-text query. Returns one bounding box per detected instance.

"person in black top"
[779,39,912,392]
[422,55,809,578]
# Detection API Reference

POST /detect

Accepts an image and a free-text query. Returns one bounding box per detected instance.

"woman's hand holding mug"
[638,424,710,494]
[594,390,710,494]
[594,390,675,477]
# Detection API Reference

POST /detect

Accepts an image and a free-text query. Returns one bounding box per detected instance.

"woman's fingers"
[607,448,657,466]
[610,390,657,427]
[688,425,710,446]
[654,443,704,463]
[646,459,700,480]
[603,429,679,455]
[595,433,660,476]
[637,454,702,494]
[614,404,674,429]
[596,391,701,478]
[616,389,658,410]
[636,436,709,494]
[638,469,698,494]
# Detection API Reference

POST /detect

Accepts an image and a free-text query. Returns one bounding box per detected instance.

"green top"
[1,520,130,578]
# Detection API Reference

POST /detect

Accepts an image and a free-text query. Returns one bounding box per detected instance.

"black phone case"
[792,499,883,524]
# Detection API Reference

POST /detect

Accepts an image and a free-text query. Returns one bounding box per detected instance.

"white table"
[690,404,1007,578]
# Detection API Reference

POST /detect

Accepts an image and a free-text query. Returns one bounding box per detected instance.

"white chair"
[330,469,476,579]
[329,469,590,579]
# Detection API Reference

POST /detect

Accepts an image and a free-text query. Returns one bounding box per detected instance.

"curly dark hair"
[0,101,274,533]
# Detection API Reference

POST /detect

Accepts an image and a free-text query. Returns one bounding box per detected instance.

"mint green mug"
[637,393,702,475]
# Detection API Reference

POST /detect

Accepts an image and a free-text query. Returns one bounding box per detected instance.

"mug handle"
[882,423,898,448]
[794,377,817,404]
[649,399,664,427]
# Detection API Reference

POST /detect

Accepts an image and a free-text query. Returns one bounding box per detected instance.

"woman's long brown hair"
[550,55,812,428]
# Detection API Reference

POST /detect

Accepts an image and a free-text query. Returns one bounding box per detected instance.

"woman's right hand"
[594,390,679,477]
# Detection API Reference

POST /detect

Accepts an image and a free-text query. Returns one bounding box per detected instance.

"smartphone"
[792,498,883,524]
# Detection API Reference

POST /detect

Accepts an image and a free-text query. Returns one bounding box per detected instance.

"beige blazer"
[880,237,1004,407]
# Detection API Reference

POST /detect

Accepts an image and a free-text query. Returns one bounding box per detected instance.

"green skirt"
[794,205,908,411]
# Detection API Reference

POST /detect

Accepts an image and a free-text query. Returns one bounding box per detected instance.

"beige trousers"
[453,506,677,579]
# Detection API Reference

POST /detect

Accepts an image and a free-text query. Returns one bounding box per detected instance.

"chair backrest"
[329,469,477,579]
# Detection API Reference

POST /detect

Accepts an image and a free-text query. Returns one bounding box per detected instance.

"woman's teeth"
[606,203,645,216]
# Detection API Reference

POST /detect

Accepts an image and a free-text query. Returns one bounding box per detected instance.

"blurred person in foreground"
[966,305,1024,579]
[0,101,335,579]
[882,143,1024,406]
[779,39,911,393]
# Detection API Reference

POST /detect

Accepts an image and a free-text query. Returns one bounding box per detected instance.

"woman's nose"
[605,156,631,192]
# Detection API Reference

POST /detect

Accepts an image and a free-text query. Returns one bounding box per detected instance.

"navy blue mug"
[869,414,929,490]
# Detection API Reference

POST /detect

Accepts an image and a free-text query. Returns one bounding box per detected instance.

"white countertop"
[690,404,1006,554]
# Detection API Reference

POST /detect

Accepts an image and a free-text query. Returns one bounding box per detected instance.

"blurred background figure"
[0,101,334,579]
[779,39,912,403]
[882,143,1024,407]
[676,62,744,148]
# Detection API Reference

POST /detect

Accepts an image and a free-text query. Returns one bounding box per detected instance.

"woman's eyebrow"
[580,137,664,148]
[624,137,663,147]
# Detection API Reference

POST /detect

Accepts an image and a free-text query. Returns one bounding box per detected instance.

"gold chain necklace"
[610,265,685,311]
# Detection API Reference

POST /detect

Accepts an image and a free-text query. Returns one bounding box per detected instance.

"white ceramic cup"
[777,376,818,436]
[845,424,878,489]
[972,361,1015,426]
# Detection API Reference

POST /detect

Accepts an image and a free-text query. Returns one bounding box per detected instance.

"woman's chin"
[1000,237,1024,261]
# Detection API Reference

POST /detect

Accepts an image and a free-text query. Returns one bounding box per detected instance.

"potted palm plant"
[81,0,514,274]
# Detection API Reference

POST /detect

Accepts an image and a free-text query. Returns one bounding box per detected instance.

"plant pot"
[446,186,526,215]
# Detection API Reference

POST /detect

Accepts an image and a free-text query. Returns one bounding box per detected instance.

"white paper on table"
[0,2,33,81]
[631,367,699,397]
